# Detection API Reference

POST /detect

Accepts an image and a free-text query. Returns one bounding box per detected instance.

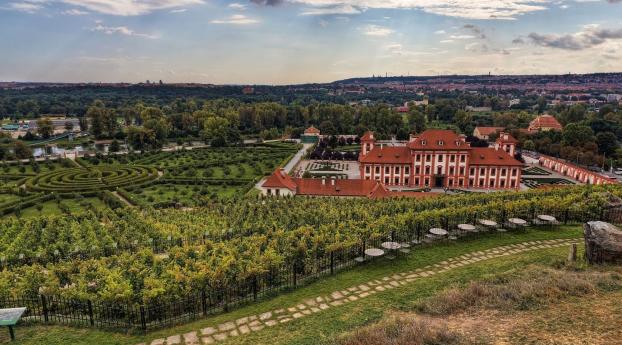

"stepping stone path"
[140,238,579,345]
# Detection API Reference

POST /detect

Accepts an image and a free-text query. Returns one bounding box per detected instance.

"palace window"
[490,168,496,176]
[426,154,432,162]
[395,166,400,174]
[501,168,506,175]
[414,177,420,185]
[365,166,370,174]
[385,166,390,174]
[479,179,484,187]
[500,180,505,187]
[511,168,517,176]
[510,180,516,187]
[459,166,465,175]
[438,155,443,162]
[450,155,455,162]
[384,177,390,184]
[415,166,421,174]
[459,178,464,187]
[267,188,272,195]
[449,166,455,175]
[425,166,431,174]
[375,166,380,174]
[470,167,475,175]
[490,180,495,188]
[437,166,442,175]
[405,166,410,174]
[460,155,466,162]
[480,168,485,176]
[276,189,280,196]
[469,178,474,187]
[416,154,421,162]
[394,177,400,184]
[424,178,430,186]
[404,177,410,185]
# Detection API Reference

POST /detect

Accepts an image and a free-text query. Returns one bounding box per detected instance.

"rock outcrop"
[584,221,622,264]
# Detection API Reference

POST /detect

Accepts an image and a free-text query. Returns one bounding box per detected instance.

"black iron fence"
[0,204,617,333]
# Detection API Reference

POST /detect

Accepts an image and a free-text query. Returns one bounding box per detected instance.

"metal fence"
[0,203,616,333]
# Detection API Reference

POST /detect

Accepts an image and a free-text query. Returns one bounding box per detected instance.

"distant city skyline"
[1,0,622,85]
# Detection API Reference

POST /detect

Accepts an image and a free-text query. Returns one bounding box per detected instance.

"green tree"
[36,118,54,139]
[13,141,32,159]
[596,132,618,156]
[562,123,594,147]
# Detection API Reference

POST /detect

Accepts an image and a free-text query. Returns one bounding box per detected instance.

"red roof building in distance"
[359,129,523,190]
[528,115,563,133]
[473,126,505,141]
[304,126,321,135]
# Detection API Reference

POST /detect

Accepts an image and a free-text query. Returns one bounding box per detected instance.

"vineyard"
[0,184,619,331]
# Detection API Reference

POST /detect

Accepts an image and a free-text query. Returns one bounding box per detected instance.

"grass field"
[0,225,587,345]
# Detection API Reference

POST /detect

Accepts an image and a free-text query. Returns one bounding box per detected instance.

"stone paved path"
[139,238,580,345]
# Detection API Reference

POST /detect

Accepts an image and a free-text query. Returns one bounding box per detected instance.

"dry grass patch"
[335,264,622,345]
[416,264,622,315]
[334,314,463,345]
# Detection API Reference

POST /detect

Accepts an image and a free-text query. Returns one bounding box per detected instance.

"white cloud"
[440,39,454,43]
[210,14,259,24]
[61,0,204,16]
[6,1,47,13]
[62,8,89,15]
[449,34,476,39]
[290,0,552,20]
[92,23,160,39]
[362,24,393,36]
[434,30,446,34]
[300,4,361,15]
[170,8,187,13]
[228,3,247,10]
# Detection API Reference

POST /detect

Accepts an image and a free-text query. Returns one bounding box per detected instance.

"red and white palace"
[359,129,523,190]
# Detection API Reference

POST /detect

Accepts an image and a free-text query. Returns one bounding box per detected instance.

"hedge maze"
[26,166,159,193]
[0,143,299,216]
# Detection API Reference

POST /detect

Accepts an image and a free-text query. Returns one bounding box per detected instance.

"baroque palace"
[261,129,523,198]
[359,129,522,190]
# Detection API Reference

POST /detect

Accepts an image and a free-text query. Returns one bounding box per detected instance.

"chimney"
[321,177,326,185]
[331,178,335,186]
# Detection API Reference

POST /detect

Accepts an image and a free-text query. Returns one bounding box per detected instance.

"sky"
[0,0,621,84]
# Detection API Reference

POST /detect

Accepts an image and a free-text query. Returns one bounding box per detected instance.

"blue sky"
[1,0,621,84]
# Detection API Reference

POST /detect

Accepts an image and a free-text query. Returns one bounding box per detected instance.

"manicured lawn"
[1,225,583,345]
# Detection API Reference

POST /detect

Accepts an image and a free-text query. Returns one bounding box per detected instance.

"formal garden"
[0,142,299,216]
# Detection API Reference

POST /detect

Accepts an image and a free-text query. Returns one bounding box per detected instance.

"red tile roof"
[262,169,297,190]
[293,178,378,197]
[360,131,375,141]
[468,147,523,166]
[474,126,504,136]
[359,146,411,164]
[304,126,320,135]
[529,115,562,131]
[496,132,518,143]
[367,183,393,199]
[408,129,469,150]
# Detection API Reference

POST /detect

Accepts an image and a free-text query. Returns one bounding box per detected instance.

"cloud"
[170,8,187,13]
[283,0,552,20]
[362,24,393,37]
[61,0,204,16]
[228,3,247,10]
[450,34,475,39]
[440,39,454,43]
[210,14,259,24]
[92,23,160,39]
[512,37,525,44]
[434,30,446,34]
[299,4,361,15]
[6,1,47,13]
[250,0,284,5]
[62,8,89,15]
[527,25,622,50]
[463,24,487,39]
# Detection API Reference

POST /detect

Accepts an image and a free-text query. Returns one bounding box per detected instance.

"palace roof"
[359,146,411,164]
[294,178,379,197]
[408,129,469,150]
[474,126,504,136]
[468,147,523,166]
